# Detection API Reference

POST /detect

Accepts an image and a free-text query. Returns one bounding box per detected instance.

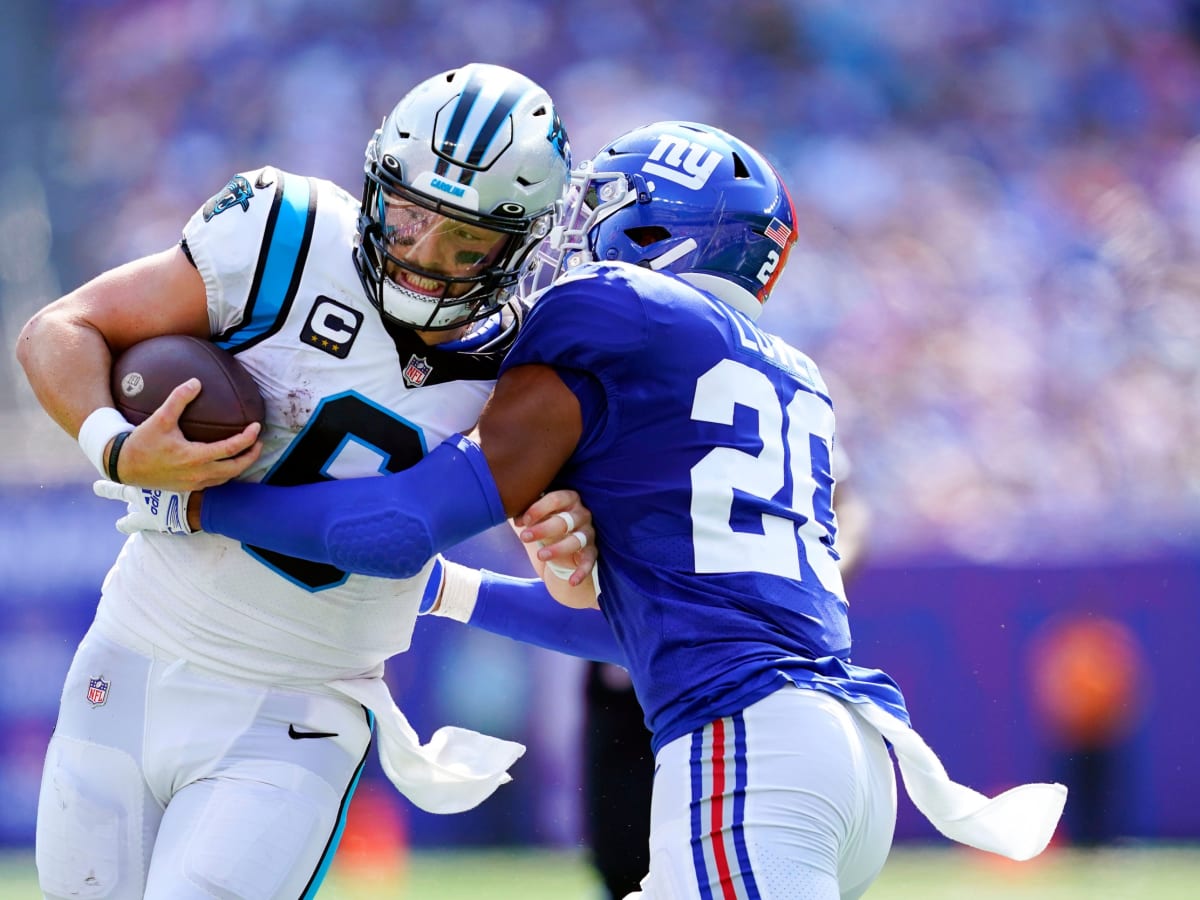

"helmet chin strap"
[648,238,698,270]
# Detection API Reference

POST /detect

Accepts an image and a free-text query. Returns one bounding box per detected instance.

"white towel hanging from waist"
[328,675,525,815]
[851,700,1067,861]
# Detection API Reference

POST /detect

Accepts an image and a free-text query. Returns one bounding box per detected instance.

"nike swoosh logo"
[288,724,339,740]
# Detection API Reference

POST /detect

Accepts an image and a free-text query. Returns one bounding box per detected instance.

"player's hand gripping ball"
[112,335,265,442]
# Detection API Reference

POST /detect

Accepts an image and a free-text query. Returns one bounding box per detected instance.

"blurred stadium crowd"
[1,0,1198,859]
[1,0,1198,565]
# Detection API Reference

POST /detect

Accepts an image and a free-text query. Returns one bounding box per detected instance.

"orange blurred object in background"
[1030,614,1147,748]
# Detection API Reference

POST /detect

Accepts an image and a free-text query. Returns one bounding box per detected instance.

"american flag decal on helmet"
[87,676,110,707]
[764,217,792,248]
[403,355,433,388]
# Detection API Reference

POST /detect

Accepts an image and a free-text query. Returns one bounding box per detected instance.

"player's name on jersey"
[703,294,822,389]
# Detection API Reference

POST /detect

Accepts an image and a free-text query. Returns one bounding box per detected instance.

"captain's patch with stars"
[301,296,363,358]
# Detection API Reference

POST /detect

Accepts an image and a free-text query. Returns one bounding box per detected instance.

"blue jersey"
[504,263,909,750]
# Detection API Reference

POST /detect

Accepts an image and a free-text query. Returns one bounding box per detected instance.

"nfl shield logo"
[403,355,432,388]
[87,676,110,707]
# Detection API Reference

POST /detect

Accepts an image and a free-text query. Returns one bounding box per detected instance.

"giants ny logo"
[643,135,722,190]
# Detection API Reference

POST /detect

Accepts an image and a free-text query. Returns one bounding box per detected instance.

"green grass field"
[4,844,1199,898]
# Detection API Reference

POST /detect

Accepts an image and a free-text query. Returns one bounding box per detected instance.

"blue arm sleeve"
[200,434,507,579]
[471,569,627,666]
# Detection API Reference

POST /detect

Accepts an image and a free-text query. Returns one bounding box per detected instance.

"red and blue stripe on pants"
[689,713,762,900]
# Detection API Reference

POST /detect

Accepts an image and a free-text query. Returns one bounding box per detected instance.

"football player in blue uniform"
[103,122,1067,899]
[17,63,583,900]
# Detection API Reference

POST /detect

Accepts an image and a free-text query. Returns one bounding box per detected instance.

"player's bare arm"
[15,244,261,489]
[469,363,583,513]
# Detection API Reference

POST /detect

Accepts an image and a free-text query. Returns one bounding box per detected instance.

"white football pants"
[36,628,373,900]
[632,686,897,900]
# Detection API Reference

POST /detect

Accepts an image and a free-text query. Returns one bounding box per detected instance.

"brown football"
[111,335,265,443]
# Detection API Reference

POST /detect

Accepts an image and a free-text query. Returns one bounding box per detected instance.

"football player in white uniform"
[16,63,575,900]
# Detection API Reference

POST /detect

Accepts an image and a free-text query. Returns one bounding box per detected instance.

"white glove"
[93,480,193,535]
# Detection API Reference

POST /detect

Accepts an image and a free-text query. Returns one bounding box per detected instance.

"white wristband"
[78,407,134,479]
[435,560,483,623]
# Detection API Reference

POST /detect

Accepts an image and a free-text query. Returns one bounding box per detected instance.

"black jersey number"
[245,392,426,590]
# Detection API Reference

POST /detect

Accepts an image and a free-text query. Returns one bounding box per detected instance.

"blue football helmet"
[545,121,796,321]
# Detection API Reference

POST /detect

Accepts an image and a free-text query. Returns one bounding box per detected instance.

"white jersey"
[95,166,504,684]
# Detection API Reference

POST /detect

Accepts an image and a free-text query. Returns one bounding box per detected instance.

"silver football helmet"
[356,63,572,331]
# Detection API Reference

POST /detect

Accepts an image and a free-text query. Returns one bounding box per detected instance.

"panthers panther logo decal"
[546,109,570,163]
[202,175,254,221]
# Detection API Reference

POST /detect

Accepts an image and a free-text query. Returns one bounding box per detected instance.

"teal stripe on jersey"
[216,173,312,351]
